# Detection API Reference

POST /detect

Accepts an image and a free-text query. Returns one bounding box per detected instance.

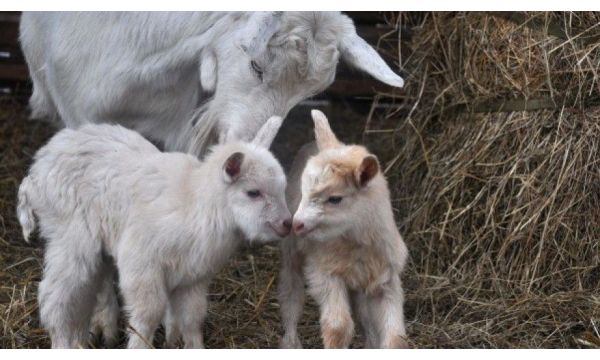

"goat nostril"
[294,222,304,233]
[283,219,292,230]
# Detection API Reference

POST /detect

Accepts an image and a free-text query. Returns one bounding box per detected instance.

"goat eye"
[327,196,343,205]
[250,60,263,81]
[247,190,261,198]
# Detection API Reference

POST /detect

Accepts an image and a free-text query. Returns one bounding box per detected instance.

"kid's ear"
[252,116,284,148]
[355,155,379,187]
[223,152,244,183]
[311,109,341,151]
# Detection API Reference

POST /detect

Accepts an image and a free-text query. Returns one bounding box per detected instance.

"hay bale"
[368,12,600,348]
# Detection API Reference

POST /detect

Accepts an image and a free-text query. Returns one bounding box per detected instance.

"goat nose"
[293,221,304,234]
[278,218,292,237]
[283,218,292,231]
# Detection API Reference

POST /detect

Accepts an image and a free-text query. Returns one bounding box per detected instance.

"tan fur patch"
[305,236,391,293]
[310,145,373,197]
[328,146,371,179]
[386,335,409,349]
[321,318,353,349]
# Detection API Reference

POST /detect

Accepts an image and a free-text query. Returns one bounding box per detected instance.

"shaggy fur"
[278,110,409,348]
[17,119,291,348]
[19,12,404,156]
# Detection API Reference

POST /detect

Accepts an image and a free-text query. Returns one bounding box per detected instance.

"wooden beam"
[345,11,386,25]
[0,11,21,23]
[325,77,402,98]
[0,22,20,46]
[0,63,29,81]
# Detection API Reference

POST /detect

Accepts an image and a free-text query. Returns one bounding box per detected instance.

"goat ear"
[252,116,283,148]
[241,12,283,58]
[199,49,217,93]
[355,155,379,187]
[223,152,245,183]
[311,109,341,151]
[340,29,404,88]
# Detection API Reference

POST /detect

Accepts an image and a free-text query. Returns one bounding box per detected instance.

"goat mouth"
[294,226,316,237]
[268,223,289,238]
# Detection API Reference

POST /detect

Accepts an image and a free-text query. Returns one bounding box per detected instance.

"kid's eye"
[247,190,262,198]
[326,196,343,205]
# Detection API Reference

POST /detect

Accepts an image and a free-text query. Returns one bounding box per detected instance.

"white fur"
[17,120,290,348]
[20,12,404,155]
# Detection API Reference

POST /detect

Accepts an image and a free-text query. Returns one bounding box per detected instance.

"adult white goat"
[20,12,404,155]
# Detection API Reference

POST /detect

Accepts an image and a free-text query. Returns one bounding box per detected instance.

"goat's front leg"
[278,238,305,348]
[165,281,208,349]
[368,275,408,349]
[163,305,180,348]
[308,272,354,349]
[352,291,379,348]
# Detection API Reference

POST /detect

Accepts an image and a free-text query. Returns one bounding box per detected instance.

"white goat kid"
[278,110,409,349]
[20,12,404,155]
[17,118,291,348]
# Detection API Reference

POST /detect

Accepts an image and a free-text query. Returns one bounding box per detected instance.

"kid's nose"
[293,220,304,234]
[283,218,292,233]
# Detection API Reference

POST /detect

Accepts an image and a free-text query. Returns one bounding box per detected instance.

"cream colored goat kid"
[17,118,291,349]
[278,110,409,349]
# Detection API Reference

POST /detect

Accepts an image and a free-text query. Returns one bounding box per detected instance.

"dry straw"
[366,11,600,348]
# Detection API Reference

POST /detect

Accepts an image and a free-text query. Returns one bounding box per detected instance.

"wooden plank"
[0,63,29,81]
[345,11,386,25]
[0,21,19,46]
[0,45,24,64]
[0,11,21,23]
[356,23,412,42]
[325,76,402,98]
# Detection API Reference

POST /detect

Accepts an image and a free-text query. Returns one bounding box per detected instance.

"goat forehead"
[302,157,347,195]
[265,12,347,84]
[302,160,323,187]
[281,12,348,43]
[302,145,371,194]
[314,146,369,172]
[246,150,286,188]
[302,169,353,200]
[253,166,286,188]
[215,143,284,184]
